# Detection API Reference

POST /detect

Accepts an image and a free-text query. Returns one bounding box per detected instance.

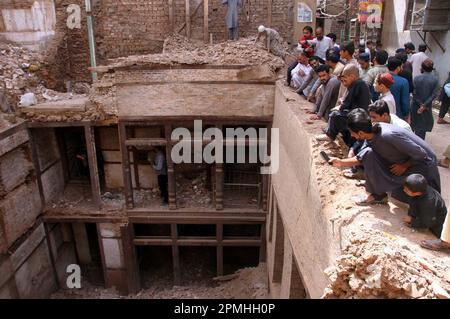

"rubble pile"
[0,42,100,122]
[101,35,285,74]
[176,170,213,208]
[51,263,268,299]
[0,43,41,112]
[323,229,450,299]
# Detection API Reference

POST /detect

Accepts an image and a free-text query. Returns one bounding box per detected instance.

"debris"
[19,93,37,107]
[431,281,450,299]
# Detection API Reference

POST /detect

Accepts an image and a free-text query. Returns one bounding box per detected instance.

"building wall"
[267,82,340,298]
[0,124,71,299]
[0,0,56,50]
[381,0,450,84]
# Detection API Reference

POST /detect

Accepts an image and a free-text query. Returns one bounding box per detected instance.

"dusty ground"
[50,263,268,299]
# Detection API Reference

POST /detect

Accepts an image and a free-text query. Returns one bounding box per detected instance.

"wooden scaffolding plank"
[121,224,140,294]
[185,0,191,38]
[84,125,101,209]
[165,125,177,210]
[204,0,209,43]
[119,122,134,209]
[171,224,181,284]
[216,224,223,276]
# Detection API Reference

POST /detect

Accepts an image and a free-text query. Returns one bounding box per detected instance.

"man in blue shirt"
[387,57,410,121]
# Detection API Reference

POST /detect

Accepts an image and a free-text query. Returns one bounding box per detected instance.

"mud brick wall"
[87,0,294,60]
[0,125,59,298]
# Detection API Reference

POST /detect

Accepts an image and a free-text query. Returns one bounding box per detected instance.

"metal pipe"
[85,0,97,81]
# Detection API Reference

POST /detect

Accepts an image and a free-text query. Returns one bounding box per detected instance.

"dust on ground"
[50,263,269,299]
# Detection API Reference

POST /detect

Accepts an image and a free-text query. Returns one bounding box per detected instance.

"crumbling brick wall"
[92,0,295,60]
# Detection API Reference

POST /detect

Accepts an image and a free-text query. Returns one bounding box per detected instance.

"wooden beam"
[178,1,204,33]
[128,215,266,225]
[125,138,167,147]
[169,0,174,33]
[204,0,209,43]
[84,125,101,209]
[215,124,224,210]
[185,0,191,38]
[44,222,61,289]
[216,224,223,276]
[171,224,181,284]
[27,128,46,207]
[121,224,140,294]
[96,223,109,288]
[132,148,140,190]
[165,125,177,210]
[268,0,272,27]
[119,122,134,209]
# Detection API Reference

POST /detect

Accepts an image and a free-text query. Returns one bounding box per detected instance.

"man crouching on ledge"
[328,108,441,206]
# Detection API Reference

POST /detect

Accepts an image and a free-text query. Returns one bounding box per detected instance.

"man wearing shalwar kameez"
[222,0,241,41]
[328,109,441,205]
[411,59,439,140]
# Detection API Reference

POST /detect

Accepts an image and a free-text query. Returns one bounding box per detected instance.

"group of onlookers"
[286,28,450,252]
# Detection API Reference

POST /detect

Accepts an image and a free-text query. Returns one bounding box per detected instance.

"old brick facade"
[1,1,295,84]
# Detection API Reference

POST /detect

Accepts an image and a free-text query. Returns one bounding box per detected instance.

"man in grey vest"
[222,0,241,40]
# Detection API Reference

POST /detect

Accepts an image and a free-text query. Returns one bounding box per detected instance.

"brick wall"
[7,1,295,84]
[93,0,295,60]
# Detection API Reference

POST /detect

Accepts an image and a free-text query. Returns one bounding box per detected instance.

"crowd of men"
[285,27,450,252]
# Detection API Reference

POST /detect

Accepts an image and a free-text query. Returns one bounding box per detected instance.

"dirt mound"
[101,35,285,74]
[323,229,450,299]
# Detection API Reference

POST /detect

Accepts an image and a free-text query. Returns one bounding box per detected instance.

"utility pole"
[85,0,97,81]
[344,0,350,42]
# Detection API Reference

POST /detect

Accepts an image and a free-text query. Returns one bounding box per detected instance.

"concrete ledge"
[269,81,450,299]
[19,97,89,114]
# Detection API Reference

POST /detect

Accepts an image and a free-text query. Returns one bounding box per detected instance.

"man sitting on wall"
[296,56,324,100]
[309,64,341,121]
[328,109,441,205]
[290,52,312,90]
[316,64,370,146]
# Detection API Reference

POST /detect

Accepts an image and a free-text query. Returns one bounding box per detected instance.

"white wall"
[381,0,450,84]
[0,0,56,51]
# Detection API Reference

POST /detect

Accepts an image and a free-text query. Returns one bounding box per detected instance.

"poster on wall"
[297,2,312,23]
[358,0,383,28]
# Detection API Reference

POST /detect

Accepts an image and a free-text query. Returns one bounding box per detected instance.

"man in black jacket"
[316,64,370,145]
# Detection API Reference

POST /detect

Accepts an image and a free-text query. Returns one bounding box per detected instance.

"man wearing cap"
[222,0,241,41]
[358,52,371,79]
[255,25,286,58]
[374,73,396,115]
[411,59,439,140]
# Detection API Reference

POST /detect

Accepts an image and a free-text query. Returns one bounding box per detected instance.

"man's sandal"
[420,239,450,252]
[343,169,365,180]
[355,194,388,206]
